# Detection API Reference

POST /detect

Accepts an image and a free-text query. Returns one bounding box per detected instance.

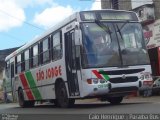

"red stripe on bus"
[92,70,103,79]
[19,73,34,100]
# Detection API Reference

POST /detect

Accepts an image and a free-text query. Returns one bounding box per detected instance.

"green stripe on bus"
[99,70,110,81]
[25,71,42,100]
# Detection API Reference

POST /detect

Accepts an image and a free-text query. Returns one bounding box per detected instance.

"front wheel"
[49,99,59,107]
[108,96,123,105]
[56,82,75,108]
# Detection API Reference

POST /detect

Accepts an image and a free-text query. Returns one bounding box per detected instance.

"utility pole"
[111,0,119,9]
[101,0,132,10]
[152,0,160,20]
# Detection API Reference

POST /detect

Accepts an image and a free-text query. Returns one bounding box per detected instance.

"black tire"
[27,101,35,107]
[18,88,28,107]
[50,99,59,107]
[18,88,35,108]
[108,96,123,105]
[56,82,75,108]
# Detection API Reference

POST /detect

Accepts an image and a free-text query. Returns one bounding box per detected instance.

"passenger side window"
[24,50,29,70]
[17,54,21,73]
[52,32,62,60]
[21,52,25,72]
[42,38,50,64]
[32,45,39,67]
[5,61,10,78]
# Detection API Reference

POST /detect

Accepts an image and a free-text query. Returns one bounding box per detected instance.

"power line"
[0,32,24,42]
[81,0,155,2]
[0,9,45,31]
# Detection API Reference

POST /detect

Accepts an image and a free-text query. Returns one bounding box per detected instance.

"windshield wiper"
[94,20,112,34]
[115,21,129,40]
[116,23,123,41]
[119,20,129,30]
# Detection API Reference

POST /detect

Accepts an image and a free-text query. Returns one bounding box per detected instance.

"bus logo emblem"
[122,74,126,79]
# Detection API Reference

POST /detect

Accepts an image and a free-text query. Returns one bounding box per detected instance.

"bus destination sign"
[80,11,138,21]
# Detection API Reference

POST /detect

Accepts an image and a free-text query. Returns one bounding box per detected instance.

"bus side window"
[16,54,21,73]
[15,57,17,74]
[30,47,33,68]
[52,32,62,61]
[31,44,39,68]
[24,50,29,70]
[21,52,25,72]
[40,38,50,64]
[5,61,10,78]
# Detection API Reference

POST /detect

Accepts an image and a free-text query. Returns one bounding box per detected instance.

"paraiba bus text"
[36,65,62,81]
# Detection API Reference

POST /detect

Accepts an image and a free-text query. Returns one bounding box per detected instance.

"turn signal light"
[87,79,92,84]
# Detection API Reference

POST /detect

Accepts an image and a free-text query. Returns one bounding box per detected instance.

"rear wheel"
[18,88,28,107]
[18,88,35,107]
[56,82,75,108]
[108,96,123,105]
[27,101,35,107]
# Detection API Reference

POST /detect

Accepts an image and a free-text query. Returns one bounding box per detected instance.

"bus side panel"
[40,59,67,99]
[16,59,67,101]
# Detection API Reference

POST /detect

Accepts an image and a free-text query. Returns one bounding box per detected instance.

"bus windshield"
[81,22,150,68]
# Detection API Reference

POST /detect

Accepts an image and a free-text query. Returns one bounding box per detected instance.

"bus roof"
[5,9,138,61]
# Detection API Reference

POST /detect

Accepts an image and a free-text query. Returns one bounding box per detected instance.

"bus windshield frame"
[81,21,150,68]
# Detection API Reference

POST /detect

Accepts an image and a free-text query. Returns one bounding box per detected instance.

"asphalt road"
[0,96,160,120]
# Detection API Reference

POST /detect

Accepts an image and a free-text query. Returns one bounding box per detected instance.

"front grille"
[109,76,138,83]
[99,68,145,75]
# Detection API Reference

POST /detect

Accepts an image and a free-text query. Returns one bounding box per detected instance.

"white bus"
[5,10,152,108]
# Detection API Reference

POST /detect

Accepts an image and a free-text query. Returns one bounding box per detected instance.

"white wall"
[132,0,153,9]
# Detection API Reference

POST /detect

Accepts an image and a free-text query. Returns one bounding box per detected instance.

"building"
[153,0,160,20]
[132,3,160,77]
[101,0,160,77]
[101,0,132,10]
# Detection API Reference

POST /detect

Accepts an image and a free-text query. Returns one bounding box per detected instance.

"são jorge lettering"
[36,65,62,81]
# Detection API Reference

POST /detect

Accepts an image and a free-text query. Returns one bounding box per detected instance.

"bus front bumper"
[81,81,140,98]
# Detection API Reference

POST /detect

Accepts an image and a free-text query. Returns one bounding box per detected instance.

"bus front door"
[65,30,80,96]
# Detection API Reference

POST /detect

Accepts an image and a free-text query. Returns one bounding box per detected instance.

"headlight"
[100,79,106,83]
[139,73,152,80]
[87,78,107,84]
[140,75,145,80]
[92,78,99,84]
[145,74,150,79]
